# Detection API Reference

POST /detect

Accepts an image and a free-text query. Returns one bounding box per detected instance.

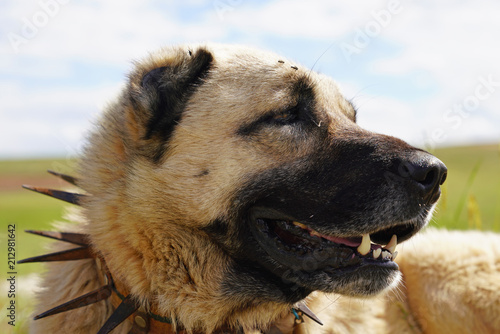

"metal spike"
[47,170,80,187]
[25,230,89,246]
[18,246,92,264]
[97,294,139,334]
[34,285,112,320]
[22,185,85,205]
[296,302,323,326]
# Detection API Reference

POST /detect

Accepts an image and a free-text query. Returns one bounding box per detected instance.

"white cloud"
[372,1,500,79]
[0,81,121,157]
[336,0,500,147]
[2,0,226,62]
[1,0,499,158]
[222,1,366,39]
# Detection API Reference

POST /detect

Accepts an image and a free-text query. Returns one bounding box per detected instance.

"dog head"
[80,43,446,328]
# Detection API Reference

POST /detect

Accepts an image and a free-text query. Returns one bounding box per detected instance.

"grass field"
[1,158,78,333]
[1,158,78,271]
[430,144,500,231]
[0,144,499,333]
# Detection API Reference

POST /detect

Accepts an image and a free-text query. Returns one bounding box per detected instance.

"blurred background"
[1,1,499,332]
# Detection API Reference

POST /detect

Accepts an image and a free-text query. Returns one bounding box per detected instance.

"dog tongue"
[320,235,361,247]
[293,221,362,247]
[303,227,362,247]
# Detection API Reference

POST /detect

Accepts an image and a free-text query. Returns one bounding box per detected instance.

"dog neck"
[20,178,322,333]
[95,254,238,334]
[21,228,321,333]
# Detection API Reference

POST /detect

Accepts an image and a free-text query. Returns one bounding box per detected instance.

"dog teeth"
[357,234,371,255]
[385,234,397,253]
[290,224,397,261]
[381,250,391,260]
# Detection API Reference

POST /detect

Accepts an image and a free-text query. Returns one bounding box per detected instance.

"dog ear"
[128,48,213,161]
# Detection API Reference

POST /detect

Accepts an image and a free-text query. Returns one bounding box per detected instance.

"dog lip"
[370,221,420,245]
[249,206,364,242]
[286,221,399,261]
[248,207,399,266]
[248,206,418,245]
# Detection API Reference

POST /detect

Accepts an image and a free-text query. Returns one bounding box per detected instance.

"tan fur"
[396,228,500,333]
[30,44,500,333]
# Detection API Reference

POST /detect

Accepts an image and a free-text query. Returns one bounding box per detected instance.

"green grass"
[1,191,68,272]
[1,159,78,334]
[0,158,77,177]
[430,144,500,231]
[1,192,67,228]
[1,158,77,272]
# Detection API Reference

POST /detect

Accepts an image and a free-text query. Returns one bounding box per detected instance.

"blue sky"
[1,0,499,158]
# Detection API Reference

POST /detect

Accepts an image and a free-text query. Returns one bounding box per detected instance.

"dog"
[27,44,500,334]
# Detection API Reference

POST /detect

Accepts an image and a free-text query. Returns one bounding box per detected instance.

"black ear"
[133,48,213,161]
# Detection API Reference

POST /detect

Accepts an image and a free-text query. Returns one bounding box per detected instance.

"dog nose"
[401,151,447,204]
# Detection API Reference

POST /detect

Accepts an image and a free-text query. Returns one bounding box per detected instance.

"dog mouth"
[259,218,399,261]
[253,217,400,268]
[246,206,425,295]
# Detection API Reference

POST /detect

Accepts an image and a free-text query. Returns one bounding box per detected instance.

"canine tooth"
[385,234,397,253]
[357,234,371,255]
[392,251,398,261]
[381,250,391,260]
[373,248,382,259]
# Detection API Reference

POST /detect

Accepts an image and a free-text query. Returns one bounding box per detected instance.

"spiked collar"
[20,170,323,333]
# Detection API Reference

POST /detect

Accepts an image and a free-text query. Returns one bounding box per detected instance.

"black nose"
[399,151,447,204]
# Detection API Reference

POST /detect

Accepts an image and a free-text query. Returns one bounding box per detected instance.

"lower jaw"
[268,254,400,295]
[326,265,402,296]
[250,220,400,295]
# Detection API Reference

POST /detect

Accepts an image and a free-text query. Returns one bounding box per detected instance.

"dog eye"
[269,109,299,125]
[238,107,302,136]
